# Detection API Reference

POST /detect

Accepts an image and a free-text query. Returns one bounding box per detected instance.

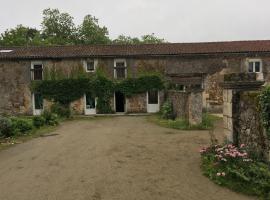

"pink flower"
[240,144,245,148]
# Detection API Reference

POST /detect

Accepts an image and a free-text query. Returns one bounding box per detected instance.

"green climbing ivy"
[31,74,164,114]
[259,86,270,139]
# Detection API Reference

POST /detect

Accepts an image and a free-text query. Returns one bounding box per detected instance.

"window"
[31,62,43,80]
[114,59,127,79]
[34,93,43,110]
[248,59,262,73]
[148,90,159,104]
[84,59,97,72]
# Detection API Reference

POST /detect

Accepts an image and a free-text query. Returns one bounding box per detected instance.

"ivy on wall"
[259,86,270,139]
[31,74,164,114]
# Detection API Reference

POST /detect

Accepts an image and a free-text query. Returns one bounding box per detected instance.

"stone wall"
[0,61,32,115]
[223,73,270,161]
[126,93,147,113]
[236,92,269,159]
[2,54,270,115]
[167,90,189,118]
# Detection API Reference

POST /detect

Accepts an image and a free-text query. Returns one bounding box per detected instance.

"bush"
[51,103,71,118]
[161,100,175,120]
[0,117,14,137]
[41,110,59,126]
[33,116,46,128]
[200,144,270,199]
[11,118,33,135]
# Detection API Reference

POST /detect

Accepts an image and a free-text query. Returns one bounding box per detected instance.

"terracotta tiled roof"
[1,40,270,60]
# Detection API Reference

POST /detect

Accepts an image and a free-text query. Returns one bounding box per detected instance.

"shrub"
[200,144,270,199]
[0,117,14,137]
[51,103,71,118]
[41,110,59,126]
[11,118,33,135]
[33,116,46,128]
[161,100,175,120]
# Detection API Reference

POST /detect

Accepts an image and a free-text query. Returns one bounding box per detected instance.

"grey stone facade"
[1,52,270,116]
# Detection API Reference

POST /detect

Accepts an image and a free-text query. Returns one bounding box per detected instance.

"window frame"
[247,59,262,73]
[114,59,127,79]
[84,59,98,73]
[31,61,43,80]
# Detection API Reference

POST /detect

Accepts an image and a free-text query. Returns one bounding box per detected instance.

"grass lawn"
[148,113,221,130]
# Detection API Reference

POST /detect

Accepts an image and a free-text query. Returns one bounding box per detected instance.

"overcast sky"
[0,0,269,43]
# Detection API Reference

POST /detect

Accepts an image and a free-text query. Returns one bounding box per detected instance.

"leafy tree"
[76,15,110,45]
[41,8,77,45]
[113,33,165,44]
[0,25,43,46]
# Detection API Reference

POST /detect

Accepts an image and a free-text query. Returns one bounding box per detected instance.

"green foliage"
[77,15,110,44]
[161,100,175,120]
[41,8,77,45]
[31,74,164,114]
[149,113,220,130]
[113,33,165,44]
[41,110,59,126]
[11,118,33,135]
[0,25,43,46]
[0,117,14,137]
[51,103,71,118]
[259,86,270,139]
[32,78,91,105]
[116,75,164,97]
[201,144,270,199]
[33,116,46,128]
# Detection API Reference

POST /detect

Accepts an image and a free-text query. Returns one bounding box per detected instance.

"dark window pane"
[116,68,126,79]
[255,62,261,72]
[86,94,95,109]
[248,62,254,72]
[33,65,43,80]
[87,61,95,71]
[148,90,158,104]
[34,93,43,110]
[116,62,125,68]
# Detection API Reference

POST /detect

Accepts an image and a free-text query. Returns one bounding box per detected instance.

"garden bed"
[200,144,270,199]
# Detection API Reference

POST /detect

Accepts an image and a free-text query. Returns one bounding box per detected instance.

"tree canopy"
[0,8,166,46]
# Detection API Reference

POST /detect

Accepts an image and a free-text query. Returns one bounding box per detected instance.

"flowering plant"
[200,143,270,199]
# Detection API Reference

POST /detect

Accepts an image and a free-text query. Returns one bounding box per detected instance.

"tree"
[77,15,110,45]
[41,8,77,45]
[0,25,43,46]
[113,33,165,44]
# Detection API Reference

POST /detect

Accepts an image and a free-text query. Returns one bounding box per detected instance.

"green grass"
[148,113,221,130]
[0,125,58,151]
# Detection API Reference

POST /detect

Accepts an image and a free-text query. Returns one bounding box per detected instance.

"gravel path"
[0,116,256,200]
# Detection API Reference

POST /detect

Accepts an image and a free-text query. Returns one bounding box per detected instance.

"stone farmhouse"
[0,40,270,116]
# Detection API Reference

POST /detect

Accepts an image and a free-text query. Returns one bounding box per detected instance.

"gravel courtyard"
[0,116,255,200]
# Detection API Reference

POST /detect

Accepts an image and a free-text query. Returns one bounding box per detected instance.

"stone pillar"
[222,73,265,144]
[223,89,233,142]
[188,89,203,125]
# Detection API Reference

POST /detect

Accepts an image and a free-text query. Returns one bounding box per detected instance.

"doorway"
[115,91,125,112]
[147,90,160,113]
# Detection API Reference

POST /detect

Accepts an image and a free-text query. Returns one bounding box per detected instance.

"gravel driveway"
[0,116,255,200]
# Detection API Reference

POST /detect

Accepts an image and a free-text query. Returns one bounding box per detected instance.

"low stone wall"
[167,90,203,125]
[167,90,189,118]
